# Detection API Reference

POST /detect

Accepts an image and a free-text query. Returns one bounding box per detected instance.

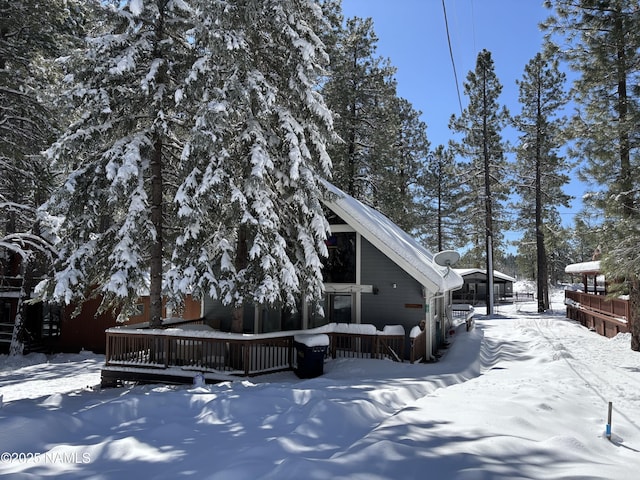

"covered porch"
[564,260,628,338]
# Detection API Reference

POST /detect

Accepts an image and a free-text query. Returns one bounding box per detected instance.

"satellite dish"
[434,250,460,268]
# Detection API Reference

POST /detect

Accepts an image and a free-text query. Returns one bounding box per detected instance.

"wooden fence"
[565,290,629,338]
[102,325,405,386]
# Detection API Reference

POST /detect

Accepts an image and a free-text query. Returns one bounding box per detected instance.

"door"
[329,293,353,323]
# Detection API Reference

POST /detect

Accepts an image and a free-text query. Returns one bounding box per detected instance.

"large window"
[323,232,356,283]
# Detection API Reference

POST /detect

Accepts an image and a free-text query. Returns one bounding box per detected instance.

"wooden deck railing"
[104,323,406,381]
[328,332,405,361]
[452,304,475,331]
[106,330,294,376]
[565,290,629,338]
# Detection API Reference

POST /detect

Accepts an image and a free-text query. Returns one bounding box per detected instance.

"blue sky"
[340,0,583,233]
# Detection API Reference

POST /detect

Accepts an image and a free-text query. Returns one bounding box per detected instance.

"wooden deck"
[564,290,629,338]
[102,324,406,387]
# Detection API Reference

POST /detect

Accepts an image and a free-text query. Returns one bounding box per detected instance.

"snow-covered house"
[5,183,463,361]
[203,182,464,360]
[452,268,515,305]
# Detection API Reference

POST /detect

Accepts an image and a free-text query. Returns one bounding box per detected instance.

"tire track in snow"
[529,316,640,434]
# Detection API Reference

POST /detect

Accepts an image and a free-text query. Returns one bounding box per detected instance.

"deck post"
[243,342,250,376]
[105,332,111,366]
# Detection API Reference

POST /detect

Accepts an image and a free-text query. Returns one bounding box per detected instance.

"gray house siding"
[360,238,425,334]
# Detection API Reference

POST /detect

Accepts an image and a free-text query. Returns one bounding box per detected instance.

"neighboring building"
[0,262,202,353]
[452,268,515,305]
[51,295,202,353]
[565,260,605,295]
[564,260,628,338]
[0,248,54,354]
[203,182,464,360]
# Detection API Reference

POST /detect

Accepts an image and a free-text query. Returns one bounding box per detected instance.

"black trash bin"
[294,334,329,378]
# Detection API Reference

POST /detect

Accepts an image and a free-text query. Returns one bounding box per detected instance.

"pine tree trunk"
[9,308,25,356]
[535,125,549,313]
[436,155,443,252]
[9,258,28,356]
[482,78,494,316]
[231,224,248,334]
[537,241,549,313]
[149,136,163,328]
[629,278,640,352]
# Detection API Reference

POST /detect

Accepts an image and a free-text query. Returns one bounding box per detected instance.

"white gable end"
[322,182,463,294]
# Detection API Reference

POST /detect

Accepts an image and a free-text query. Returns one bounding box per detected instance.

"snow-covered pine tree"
[1,0,85,354]
[166,0,336,332]
[512,50,571,312]
[41,0,196,326]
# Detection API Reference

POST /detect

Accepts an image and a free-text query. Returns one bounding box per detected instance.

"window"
[323,232,356,283]
[0,302,11,324]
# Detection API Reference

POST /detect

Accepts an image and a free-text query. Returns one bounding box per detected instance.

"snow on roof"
[565,260,601,275]
[322,181,463,293]
[454,268,516,283]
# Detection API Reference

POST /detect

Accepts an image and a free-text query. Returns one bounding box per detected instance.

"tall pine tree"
[449,49,510,315]
[512,50,571,312]
[322,12,435,237]
[322,16,397,202]
[419,145,466,252]
[375,97,431,234]
[544,0,640,349]
[42,0,195,326]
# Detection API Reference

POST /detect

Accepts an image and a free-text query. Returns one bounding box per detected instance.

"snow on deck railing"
[451,304,475,331]
[104,322,407,378]
[294,334,330,348]
[564,290,629,338]
[106,322,406,338]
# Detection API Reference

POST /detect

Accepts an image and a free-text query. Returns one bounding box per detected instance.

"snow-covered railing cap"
[381,325,405,336]
[409,325,422,339]
[332,323,377,335]
[294,334,330,347]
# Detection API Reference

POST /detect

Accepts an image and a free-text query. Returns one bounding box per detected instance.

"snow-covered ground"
[1,290,639,479]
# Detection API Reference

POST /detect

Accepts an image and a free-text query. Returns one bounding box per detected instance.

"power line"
[470,0,477,56]
[441,0,463,115]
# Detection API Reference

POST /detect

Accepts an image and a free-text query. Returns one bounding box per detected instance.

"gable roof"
[321,182,463,294]
[565,260,600,275]
[454,268,516,283]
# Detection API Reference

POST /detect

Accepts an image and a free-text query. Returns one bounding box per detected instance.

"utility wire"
[441,0,463,115]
